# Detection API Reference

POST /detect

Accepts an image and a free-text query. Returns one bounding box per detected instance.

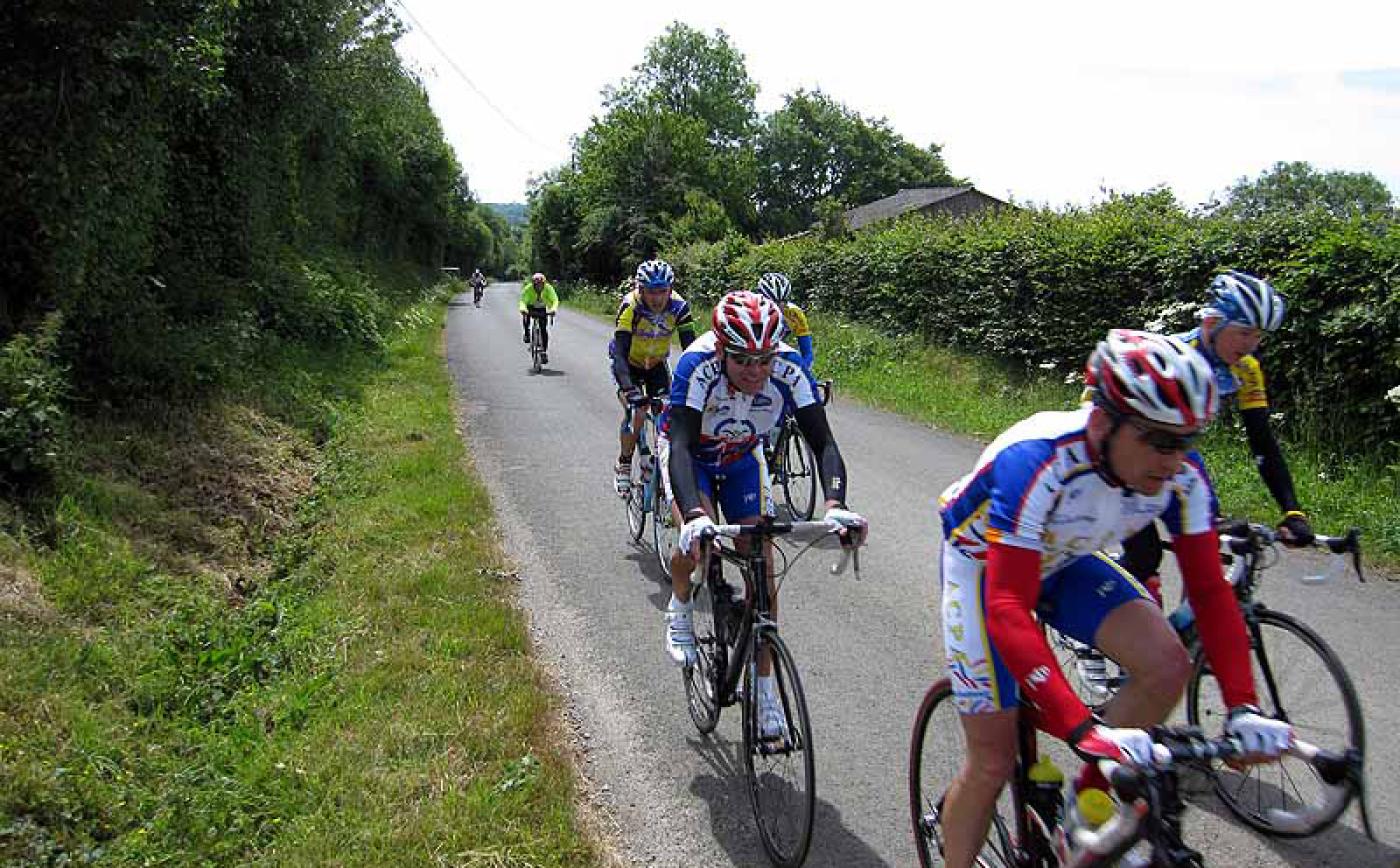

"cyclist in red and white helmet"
[658,290,867,739]
[934,329,1289,868]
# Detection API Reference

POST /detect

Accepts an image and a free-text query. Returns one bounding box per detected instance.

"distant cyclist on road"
[660,290,867,739]
[1119,270,1311,603]
[519,272,559,364]
[755,272,814,370]
[610,258,696,496]
[470,268,487,307]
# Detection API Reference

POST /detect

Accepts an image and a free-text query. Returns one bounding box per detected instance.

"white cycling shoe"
[759,690,788,741]
[665,608,696,666]
[614,461,633,496]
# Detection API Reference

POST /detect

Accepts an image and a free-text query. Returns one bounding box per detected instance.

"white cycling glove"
[1225,706,1293,756]
[679,514,716,557]
[823,506,868,546]
[1072,723,1155,766]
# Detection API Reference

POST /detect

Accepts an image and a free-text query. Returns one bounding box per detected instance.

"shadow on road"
[526,367,566,377]
[1179,768,1397,867]
[686,731,890,867]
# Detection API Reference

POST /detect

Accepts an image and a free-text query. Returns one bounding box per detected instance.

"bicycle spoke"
[744,633,814,868]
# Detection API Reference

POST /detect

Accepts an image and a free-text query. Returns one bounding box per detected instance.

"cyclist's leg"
[1043,553,1188,729]
[939,543,1021,868]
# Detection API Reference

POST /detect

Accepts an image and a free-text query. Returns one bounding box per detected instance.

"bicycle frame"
[701,534,777,708]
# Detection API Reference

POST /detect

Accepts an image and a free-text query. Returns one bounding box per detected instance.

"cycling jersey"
[611,289,694,368]
[662,331,818,469]
[1178,327,1268,411]
[519,281,559,313]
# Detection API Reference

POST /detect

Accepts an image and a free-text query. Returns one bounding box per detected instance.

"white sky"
[393,0,1400,209]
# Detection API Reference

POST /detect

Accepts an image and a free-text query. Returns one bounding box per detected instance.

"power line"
[393,0,556,155]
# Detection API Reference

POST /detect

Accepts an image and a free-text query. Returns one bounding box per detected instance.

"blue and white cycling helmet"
[755,272,792,305]
[635,258,675,289]
[1206,270,1286,332]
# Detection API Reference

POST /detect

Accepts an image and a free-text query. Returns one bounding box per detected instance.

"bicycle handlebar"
[1073,728,1355,861]
[701,519,862,577]
[1217,520,1364,581]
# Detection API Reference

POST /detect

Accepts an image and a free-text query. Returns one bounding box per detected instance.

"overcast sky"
[393,0,1400,209]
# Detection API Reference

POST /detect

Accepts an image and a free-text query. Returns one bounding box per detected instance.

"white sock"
[758,675,777,699]
[669,594,692,613]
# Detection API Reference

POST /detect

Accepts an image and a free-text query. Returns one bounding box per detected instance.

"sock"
[758,674,777,700]
[669,594,691,613]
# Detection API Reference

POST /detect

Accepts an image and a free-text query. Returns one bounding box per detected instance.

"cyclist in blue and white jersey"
[935,330,1292,868]
[660,291,867,738]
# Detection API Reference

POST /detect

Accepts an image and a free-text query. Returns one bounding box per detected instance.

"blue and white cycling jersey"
[938,407,1218,574]
[662,331,819,468]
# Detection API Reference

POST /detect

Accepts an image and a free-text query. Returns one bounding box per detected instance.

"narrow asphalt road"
[446,284,1399,867]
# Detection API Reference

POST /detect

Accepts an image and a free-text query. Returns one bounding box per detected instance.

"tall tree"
[1218,161,1394,220]
[754,89,959,237]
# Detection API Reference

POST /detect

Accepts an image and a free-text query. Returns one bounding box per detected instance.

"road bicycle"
[683,518,858,868]
[1049,521,1370,838]
[472,279,485,306]
[621,396,678,577]
[765,380,832,521]
[526,311,552,373]
[909,678,1360,867]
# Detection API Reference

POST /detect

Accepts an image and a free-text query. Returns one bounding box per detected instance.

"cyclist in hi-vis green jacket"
[519,272,560,363]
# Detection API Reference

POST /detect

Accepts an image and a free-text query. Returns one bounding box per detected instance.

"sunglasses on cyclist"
[725,350,776,368]
[641,285,672,294]
[1129,417,1202,454]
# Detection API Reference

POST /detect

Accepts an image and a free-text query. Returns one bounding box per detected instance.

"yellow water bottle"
[1027,756,1065,825]
[1075,787,1115,829]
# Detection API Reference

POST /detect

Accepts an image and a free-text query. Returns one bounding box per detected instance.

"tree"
[753,89,959,237]
[1218,161,1394,220]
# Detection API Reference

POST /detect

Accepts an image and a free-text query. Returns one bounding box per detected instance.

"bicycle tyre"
[683,568,722,734]
[530,321,543,373]
[625,482,646,541]
[653,486,677,579]
[909,679,1016,868]
[743,631,815,868]
[1186,607,1363,837]
[779,422,818,521]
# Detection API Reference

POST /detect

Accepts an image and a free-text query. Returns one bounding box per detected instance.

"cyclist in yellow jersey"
[1119,270,1313,597]
[756,273,814,369]
[519,272,559,363]
[610,259,696,495]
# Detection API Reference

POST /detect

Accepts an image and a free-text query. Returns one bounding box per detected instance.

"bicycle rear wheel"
[779,423,818,521]
[743,631,815,868]
[1186,608,1363,837]
[530,321,543,372]
[683,569,723,734]
[625,481,646,541]
[910,679,1015,868]
[653,486,677,579]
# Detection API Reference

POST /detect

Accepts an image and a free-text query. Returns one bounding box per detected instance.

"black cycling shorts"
[616,361,670,400]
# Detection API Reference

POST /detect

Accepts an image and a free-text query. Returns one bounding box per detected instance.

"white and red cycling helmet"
[1086,329,1218,429]
[712,291,784,354]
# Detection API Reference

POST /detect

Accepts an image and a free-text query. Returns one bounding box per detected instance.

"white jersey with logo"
[663,331,819,468]
[938,407,1218,575]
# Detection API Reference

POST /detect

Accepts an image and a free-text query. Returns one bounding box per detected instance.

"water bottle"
[639,451,654,486]
[1167,599,1195,633]
[1077,652,1109,689]
[1026,756,1065,828]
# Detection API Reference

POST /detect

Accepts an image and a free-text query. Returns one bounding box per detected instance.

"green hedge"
[668,194,1400,453]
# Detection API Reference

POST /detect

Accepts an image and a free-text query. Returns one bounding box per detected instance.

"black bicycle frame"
[705,536,776,707]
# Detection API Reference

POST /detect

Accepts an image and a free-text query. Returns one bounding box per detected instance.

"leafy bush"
[668,197,1400,454]
[0,315,69,488]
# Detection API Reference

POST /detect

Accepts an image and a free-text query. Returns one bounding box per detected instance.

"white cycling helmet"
[1205,270,1286,332]
[635,259,675,289]
[755,272,792,305]
[1086,329,1218,429]
[712,291,784,354]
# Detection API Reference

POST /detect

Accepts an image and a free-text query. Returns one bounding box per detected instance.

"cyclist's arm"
[666,405,706,516]
[792,404,848,507]
[518,285,530,313]
[543,284,560,313]
[677,324,697,350]
[1240,407,1301,514]
[1172,530,1257,709]
[797,335,814,368]
[611,331,636,390]
[984,540,1093,741]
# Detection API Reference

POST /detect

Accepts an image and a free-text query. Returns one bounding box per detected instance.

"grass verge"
[1,292,601,866]
[563,288,1399,566]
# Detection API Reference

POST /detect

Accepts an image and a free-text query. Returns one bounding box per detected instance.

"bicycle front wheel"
[743,631,815,868]
[653,487,677,579]
[1187,607,1363,837]
[779,424,818,521]
[683,571,722,734]
[910,679,1015,868]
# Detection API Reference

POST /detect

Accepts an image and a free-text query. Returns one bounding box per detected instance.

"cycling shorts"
[940,545,1153,714]
[659,438,775,523]
[614,360,670,400]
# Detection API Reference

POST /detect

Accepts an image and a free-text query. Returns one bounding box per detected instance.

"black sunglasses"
[725,350,776,367]
[1129,417,1202,454]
